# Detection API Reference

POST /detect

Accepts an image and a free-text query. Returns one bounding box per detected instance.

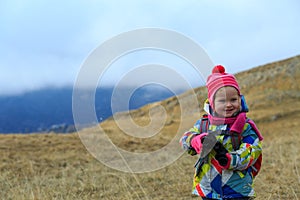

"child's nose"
[226,101,232,107]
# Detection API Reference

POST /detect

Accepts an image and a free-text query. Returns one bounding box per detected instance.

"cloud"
[0,0,299,95]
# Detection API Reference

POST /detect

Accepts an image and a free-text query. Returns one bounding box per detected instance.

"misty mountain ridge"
[2,54,299,134]
[0,85,184,133]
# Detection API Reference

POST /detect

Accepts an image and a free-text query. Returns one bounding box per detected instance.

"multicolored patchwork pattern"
[181,121,262,199]
[180,118,206,156]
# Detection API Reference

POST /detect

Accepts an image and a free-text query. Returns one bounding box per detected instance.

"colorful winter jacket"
[180,117,263,199]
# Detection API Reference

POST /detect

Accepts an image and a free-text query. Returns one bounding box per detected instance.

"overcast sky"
[0,0,299,95]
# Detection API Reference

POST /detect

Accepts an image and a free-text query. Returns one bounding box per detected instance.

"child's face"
[213,86,241,118]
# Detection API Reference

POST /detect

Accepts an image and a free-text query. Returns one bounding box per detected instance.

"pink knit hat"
[206,65,240,108]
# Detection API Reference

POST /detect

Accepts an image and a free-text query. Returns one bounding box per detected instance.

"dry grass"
[254,116,300,199]
[0,122,299,200]
[0,55,300,199]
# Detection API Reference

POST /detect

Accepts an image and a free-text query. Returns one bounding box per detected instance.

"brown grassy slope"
[99,55,300,153]
[0,55,299,199]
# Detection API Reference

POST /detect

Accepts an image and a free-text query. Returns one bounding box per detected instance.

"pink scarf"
[208,112,263,141]
[208,112,247,134]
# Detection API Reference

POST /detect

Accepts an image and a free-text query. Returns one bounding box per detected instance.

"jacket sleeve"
[228,125,262,171]
[179,119,202,155]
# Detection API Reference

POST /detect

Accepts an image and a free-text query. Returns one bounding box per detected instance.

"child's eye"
[218,99,226,103]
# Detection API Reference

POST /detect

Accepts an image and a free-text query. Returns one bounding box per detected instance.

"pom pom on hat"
[206,65,240,109]
[212,65,225,74]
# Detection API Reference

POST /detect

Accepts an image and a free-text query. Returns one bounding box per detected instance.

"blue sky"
[0,0,299,95]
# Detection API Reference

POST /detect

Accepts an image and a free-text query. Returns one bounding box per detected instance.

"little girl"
[180,65,263,200]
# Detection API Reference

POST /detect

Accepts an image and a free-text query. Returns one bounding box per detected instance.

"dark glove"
[214,142,231,169]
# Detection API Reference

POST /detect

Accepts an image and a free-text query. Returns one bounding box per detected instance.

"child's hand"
[213,142,231,169]
[190,133,208,154]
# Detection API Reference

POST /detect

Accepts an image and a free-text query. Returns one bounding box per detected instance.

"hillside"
[0,55,299,199]
[97,55,300,153]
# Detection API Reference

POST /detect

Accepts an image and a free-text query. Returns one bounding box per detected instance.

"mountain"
[91,54,300,152]
[0,55,299,199]
[0,85,182,133]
